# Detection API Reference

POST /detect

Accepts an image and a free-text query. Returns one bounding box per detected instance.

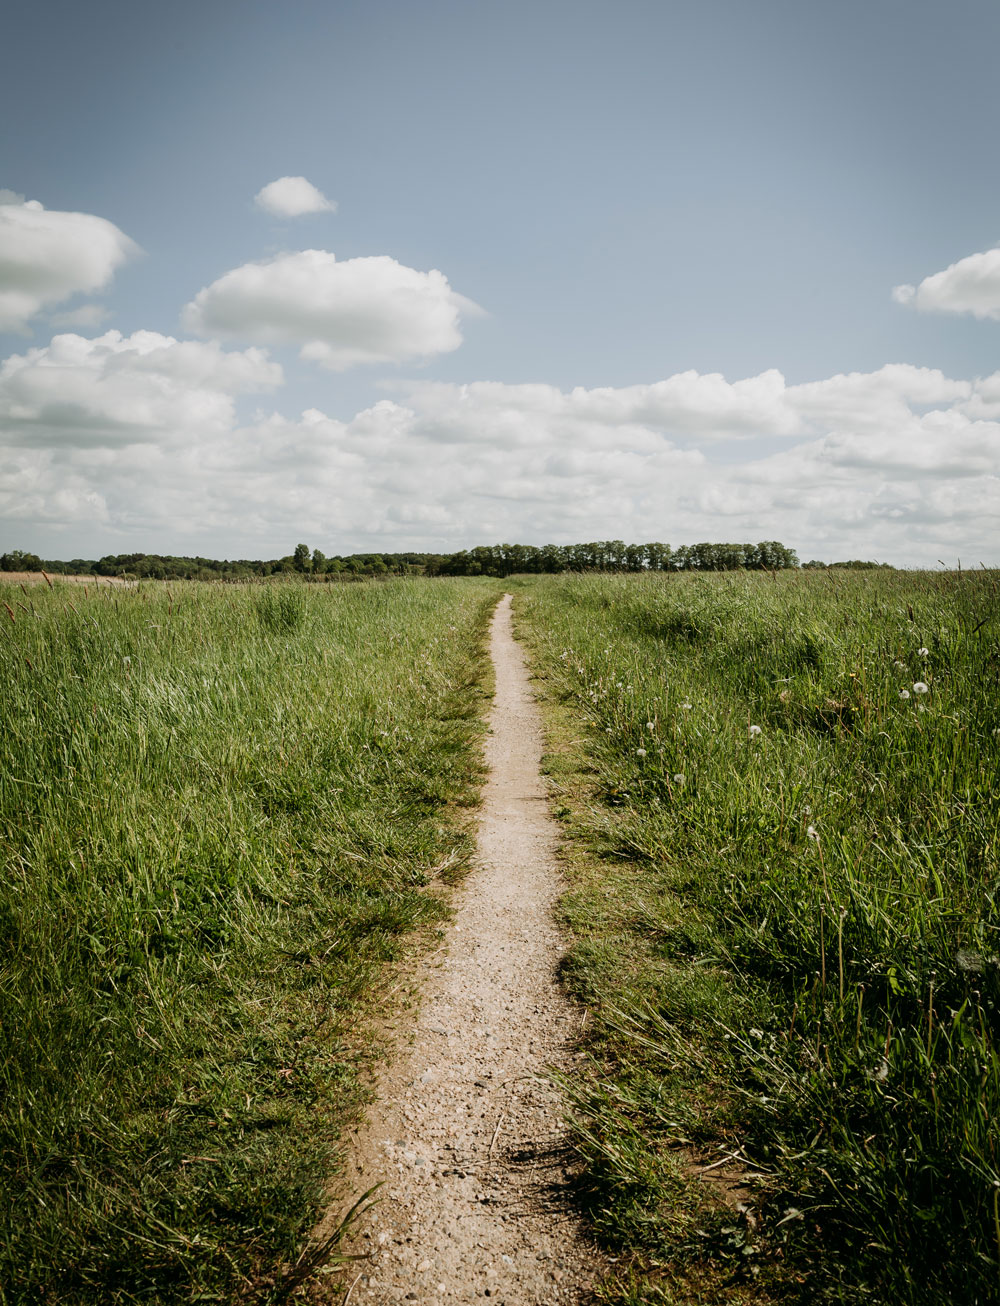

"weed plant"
[515,570,999,1305]
[0,576,499,1303]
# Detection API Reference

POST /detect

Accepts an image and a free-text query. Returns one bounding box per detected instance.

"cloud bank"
[253,176,337,218]
[184,250,478,369]
[0,193,137,333]
[1,341,996,565]
[893,243,1000,320]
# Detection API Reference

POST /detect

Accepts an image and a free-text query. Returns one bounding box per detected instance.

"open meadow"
[2,568,997,1306]
[515,569,999,1305]
[0,576,500,1303]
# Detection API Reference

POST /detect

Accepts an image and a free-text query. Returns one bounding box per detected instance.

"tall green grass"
[515,569,999,1305]
[0,577,500,1303]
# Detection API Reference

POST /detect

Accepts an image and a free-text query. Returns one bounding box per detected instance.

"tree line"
[0,539,821,580]
[428,539,799,576]
[0,547,427,581]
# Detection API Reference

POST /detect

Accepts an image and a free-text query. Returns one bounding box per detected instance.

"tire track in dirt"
[319,593,604,1304]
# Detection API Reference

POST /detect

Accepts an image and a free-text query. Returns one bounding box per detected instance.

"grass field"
[514,569,999,1306]
[0,576,500,1304]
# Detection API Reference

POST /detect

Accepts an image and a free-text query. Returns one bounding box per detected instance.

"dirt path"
[322,594,604,1304]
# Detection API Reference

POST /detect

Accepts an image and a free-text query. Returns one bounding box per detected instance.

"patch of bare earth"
[316,593,606,1304]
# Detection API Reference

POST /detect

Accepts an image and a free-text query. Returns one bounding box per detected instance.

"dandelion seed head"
[899,689,910,700]
[673,773,685,786]
[681,702,693,711]
[913,681,929,694]
[918,647,929,657]
[748,723,762,737]
[636,747,647,757]
[807,825,819,841]
[646,721,655,731]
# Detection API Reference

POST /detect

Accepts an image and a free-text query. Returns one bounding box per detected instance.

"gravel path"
[321,593,605,1304]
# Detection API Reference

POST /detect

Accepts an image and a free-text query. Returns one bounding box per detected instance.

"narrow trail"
[322,594,605,1304]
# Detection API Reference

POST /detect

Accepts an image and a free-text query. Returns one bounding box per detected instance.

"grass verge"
[513,569,999,1306]
[0,576,501,1304]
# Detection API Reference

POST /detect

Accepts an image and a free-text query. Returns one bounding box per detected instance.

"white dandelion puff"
[913,682,929,694]
[748,724,762,737]
[636,747,647,757]
[807,824,819,841]
[918,647,929,657]
[673,773,685,786]
[681,702,693,711]
[899,689,910,700]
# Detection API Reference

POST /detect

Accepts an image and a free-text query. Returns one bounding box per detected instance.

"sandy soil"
[319,593,605,1304]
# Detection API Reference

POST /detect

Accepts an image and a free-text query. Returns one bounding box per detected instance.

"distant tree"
[1,549,43,571]
[311,548,326,573]
[293,543,311,572]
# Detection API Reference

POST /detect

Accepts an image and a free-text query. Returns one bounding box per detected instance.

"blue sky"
[1,0,998,563]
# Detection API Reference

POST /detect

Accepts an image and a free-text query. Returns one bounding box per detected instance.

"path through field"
[323,593,604,1303]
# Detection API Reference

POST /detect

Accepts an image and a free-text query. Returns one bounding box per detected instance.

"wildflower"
[646,721,655,731]
[748,724,762,737]
[899,689,910,700]
[673,773,685,786]
[918,647,929,657]
[636,747,647,757]
[681,702,693,711]
[807,824,819,841]
[913,682,929,694]
[957,949,984,974]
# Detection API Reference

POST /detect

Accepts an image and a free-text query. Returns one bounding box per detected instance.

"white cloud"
[0,194,137,333]
[892,244,1000,320]
[0,329,282,448]
[254,176,337,218]
[1,343,997,565]
[183,249,479,369]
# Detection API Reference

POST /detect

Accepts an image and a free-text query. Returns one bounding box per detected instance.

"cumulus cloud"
[254,176,337,218]
[892,244,1000,320]
[0,194,137,333]
[1,343,997,565]
[184,250,479,369]
[0,329,281,448]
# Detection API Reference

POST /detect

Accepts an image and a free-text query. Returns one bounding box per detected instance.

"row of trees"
[3,539,802,581]
[0,548,428,581]
[429,540,800,576]
[9,540,900,581]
